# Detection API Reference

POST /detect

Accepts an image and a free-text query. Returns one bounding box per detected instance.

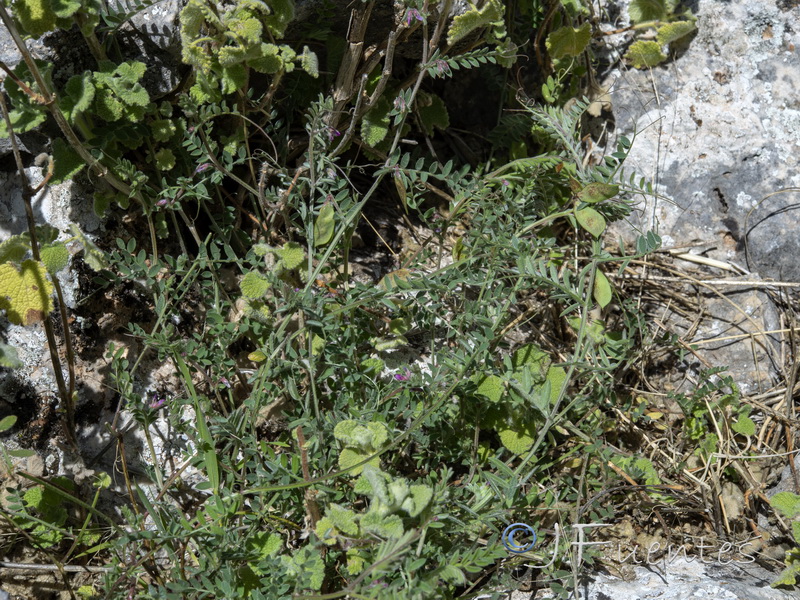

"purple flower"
[194,163,212,175]
[394,95,407,112]
[394,368,411,381]
[327,127,341,142]
[156,198,170,207]
[219,377,231,389]
[435,59,451,78]
[148,392,167,410]
[405,8,423,26]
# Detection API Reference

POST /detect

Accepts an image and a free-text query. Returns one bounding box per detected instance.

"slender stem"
[0,83,77,449]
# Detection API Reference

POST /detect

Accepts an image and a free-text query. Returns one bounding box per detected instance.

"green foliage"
[625,3,696,69]
[180,0,316,102]
[51,138,86,183]
[657,20,696,45]
[628,0,666,23]
[11,0,58,36]
[0,2,712,598]
[334,420,389,475]
[546,23,591,58]
[0,61,50,138]
[625,40,667,69]
[672,368,755,461]
[417,92,450,136]
[447,0,505,46]
[770,493,800,587]
[361,96,392,147]
[313,202,335,246]
[317,465,433,545]
[0,259,54,326]
[91,61,150,122]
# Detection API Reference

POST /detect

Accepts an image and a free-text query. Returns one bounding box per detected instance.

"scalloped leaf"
[628,0,666,23]
[300,45,319,78]
[61,72,95,121]
[12,0,58,36]
[447,0,504,46]
[338,448,380,475]
[0,259,54,325]
[731,415,756,437]
[0,235,30,264]
[316,504,359,542]
[360,511,404,538]
[361,96,391,147]
[511,343,550,376]
[274,242,304,270]
[656,20,696,45]
[39,243,69,274]
[624,40,667,69]
[151,119,177,143]
[472,374,504,403]
[402,484,433,517]
[593,270,612,308]
[772,549,800,587]
[154,148,176,171]
[51,138,85,184]
[546,23,591,59]
[361,357,384,375]
[240,271,271,298]
[245,531,283,571]
[771,492,800,519]
[498,418,537,455]
[417,93,450,136]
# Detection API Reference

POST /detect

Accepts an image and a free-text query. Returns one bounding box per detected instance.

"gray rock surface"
[604,0,800,282]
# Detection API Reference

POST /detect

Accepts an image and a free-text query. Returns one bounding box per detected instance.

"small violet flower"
[394,95,407,113]
[327,127,341,142]
[194,163,212,176]
[405,8,423,26]
[394,368,411,382]
[148,392,167,410]
[434,59,451,78]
